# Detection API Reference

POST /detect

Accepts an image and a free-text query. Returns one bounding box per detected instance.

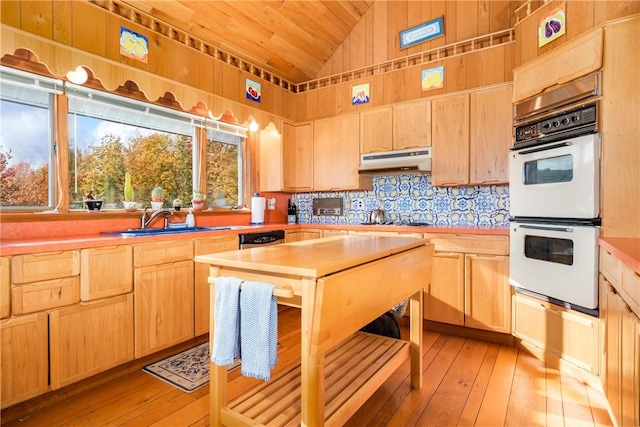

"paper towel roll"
[251,196,266,224]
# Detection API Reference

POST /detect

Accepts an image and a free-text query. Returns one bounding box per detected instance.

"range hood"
[358,147,431,175]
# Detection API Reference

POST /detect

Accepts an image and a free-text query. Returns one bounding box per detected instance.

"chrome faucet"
[141,207,173,229]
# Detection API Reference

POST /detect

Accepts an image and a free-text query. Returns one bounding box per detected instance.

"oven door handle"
[516,141,571,155]
[518,224,574,233]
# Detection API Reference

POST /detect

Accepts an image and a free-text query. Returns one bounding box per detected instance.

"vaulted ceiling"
[120,1,375,84]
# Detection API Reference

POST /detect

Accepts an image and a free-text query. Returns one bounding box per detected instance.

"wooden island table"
[195,235,434,426]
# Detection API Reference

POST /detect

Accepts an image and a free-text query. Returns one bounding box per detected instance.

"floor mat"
[142,342,241,392]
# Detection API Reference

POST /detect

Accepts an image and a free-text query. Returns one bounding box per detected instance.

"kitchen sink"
[101,226,232,237]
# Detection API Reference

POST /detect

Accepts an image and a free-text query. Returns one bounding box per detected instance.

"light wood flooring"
[1,307,612,426]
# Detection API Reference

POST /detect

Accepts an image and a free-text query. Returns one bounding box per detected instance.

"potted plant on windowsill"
[191,189,207,211]
[151,187,165,210]
[123,172,137,211]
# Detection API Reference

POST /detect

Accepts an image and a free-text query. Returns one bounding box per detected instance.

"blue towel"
[239,281,278,381]
[211,277,242,366]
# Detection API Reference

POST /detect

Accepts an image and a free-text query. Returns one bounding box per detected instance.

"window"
[205,128,243,208]
[0,67,61,209]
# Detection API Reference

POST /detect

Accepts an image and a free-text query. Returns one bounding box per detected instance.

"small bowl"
[85,199,103,211]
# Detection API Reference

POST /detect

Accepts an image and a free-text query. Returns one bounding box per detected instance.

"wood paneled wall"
[0,0,290,129]
[514,0,640,67]
[316,1,514,79]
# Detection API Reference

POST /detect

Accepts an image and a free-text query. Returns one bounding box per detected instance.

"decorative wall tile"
[293,174,509,226]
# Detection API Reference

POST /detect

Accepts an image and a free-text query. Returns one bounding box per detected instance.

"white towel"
[211,277,242,366]
[239,281,278,381]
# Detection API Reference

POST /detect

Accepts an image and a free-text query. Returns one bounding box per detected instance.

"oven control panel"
[514,103,597,147]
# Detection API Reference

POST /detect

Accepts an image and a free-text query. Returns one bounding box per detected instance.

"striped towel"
[239,281,278,381]
[211,277,242,366]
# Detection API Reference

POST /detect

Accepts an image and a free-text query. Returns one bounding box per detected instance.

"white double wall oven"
[509,74,601,316]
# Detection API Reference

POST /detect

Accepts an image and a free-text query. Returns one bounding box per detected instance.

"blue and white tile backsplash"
[292,174,510,226]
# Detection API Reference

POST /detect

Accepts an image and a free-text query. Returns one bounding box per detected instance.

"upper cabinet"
[393,100,431,150]
[360,100,431,154]
[431,93,471,187]
[314,113,362,191]
[431,84,512,187]
[360,108,392,154]
[470,84,513,185]
[282,121,314,191]
[257,123,284,193]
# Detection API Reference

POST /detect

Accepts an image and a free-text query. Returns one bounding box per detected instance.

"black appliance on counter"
[238,230,285,249]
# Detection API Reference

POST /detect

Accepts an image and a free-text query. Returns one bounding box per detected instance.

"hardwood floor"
[1,307,612,426]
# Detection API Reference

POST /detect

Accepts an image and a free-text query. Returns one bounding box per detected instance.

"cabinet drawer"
[513,293,599,374]
[600,249,622,286]
[12,277,80,315]
[621,266,640,318]
[133,240,193,267]
[11,251,80,284]
[1,257,10,319]
[423,233,509,255]
[81,246,133,300]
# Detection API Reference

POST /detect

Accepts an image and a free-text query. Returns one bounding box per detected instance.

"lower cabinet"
[423,234,511,334]
[512,293,599,375]
[134,260,194,358]
[49,295,134,389]
[0,313,48,409]
[285,229,322,242]
[194,235,238,336]
[601,276,640,427]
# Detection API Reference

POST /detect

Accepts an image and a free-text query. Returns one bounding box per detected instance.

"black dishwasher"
[238,230,285,249]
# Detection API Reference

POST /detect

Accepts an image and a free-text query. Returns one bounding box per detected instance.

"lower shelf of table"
[219,331,411,426]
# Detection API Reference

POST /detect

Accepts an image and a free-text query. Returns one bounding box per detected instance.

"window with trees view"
[1,67,244,211]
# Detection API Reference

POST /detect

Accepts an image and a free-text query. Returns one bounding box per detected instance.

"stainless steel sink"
[101,226,232,237]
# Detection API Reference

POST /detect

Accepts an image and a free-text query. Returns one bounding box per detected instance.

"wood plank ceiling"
[120,1,374,83]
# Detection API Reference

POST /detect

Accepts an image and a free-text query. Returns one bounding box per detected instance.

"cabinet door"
[285,230,322,242]
[314,114,361,191]
[424,252,465,325]
[80,245,133,300]
[49,294,134,389]
[431,93,470,186]
[11,277,80,315]
[1,257,10,318]
[282,121,313,191]
[393,100,431,149]
[604,281,622,425]
[194,235,238,336]
[621,304,640,427]
[258,123,283,192]
[134,260,194,357]
[323,230,349,237]
[470,84,512,185]
[1,313,48,409]
[360,108,392,153]
[464,254,511,333]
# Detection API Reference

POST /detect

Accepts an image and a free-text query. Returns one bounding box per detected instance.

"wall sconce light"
[66,66,88,85]
[248,116,259,132]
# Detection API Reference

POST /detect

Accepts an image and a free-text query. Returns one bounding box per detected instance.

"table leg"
[409,289,423,389]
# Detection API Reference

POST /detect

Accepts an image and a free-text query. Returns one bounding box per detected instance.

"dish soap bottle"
[186,208,195,227]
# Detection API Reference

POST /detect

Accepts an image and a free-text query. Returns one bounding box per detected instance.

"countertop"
[599,237,640,275]
[0,223,508,256]
[195,235,429,278]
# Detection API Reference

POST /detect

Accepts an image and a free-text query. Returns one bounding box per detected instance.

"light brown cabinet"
[10,250,80,315]
[285,229,322,242]
[133,240,194,358]
[360,108,392,154]
[1,257,9,319]
[599,249,640,427]
[282,121,314,191]
[512,293,600,374]
[423,233,511,333]
[431,84,512,187]
[0,313,48,409]
[393,100,431,150]
[470,84,512,185]
[80,245,132,300]
[194,235,238,336]
[313,113,362,191]
[49,294,134,389]
[257,122,284,192]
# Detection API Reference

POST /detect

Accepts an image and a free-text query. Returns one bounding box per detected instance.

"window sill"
[0,208,250,223]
